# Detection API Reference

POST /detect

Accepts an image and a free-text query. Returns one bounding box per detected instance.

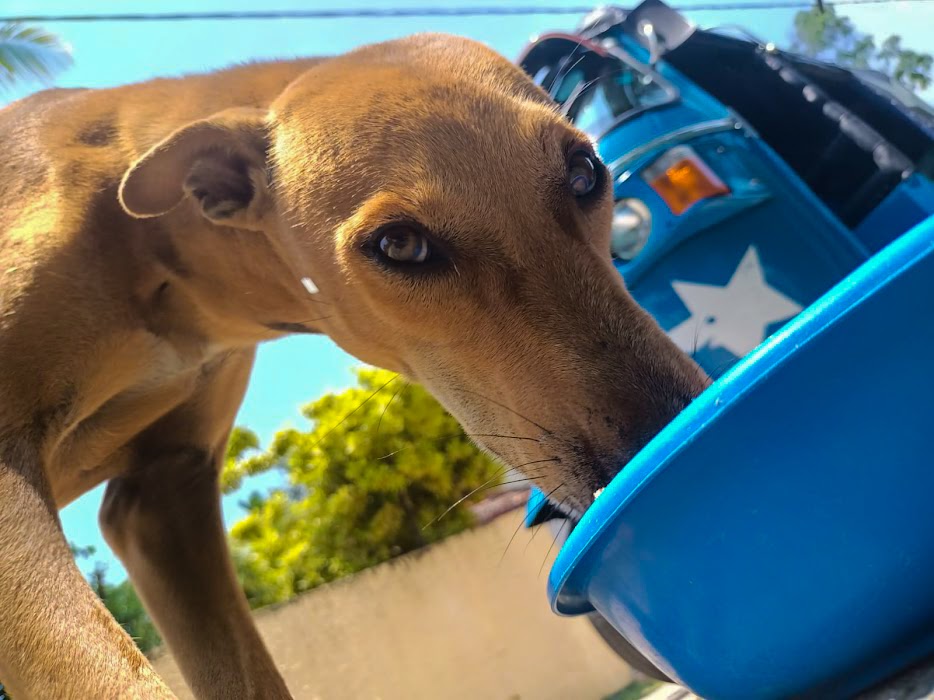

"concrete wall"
[150,510,633,700]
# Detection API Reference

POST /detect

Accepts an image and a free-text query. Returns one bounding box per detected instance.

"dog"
[0,33,708,699]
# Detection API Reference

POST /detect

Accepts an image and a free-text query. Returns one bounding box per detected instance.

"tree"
[98,578,163,653]
[222,368,503,608]
[0,23,72,90]
[71,544,162,653]
[791,5,932,92]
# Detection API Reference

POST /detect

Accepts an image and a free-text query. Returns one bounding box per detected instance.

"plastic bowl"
[548,217,934,699]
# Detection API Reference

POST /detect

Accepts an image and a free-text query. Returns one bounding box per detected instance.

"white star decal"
[667,246,803,358]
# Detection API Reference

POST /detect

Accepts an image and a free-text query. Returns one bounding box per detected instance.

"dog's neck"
[133,205,322,350]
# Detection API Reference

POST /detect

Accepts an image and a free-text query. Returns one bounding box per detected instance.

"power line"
[5,8,595,23]
[3,0,934,24]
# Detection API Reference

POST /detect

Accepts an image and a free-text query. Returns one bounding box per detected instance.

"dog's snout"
[470,251,714,512]
[567,337,710,507]
[636,358,708,435]
[631,388,699,454]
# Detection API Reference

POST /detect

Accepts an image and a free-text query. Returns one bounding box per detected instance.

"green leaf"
[0,23,72,90]
[790,7,931,94]
[224,368,503,608]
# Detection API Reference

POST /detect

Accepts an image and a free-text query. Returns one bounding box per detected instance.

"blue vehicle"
[516,1,934,695]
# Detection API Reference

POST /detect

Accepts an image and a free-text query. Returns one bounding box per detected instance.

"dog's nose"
[590,382,706,499]
[637,384,705,446]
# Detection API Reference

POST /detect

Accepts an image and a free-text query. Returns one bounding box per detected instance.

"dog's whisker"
[711,358,739,379]
[553,47,585,86]
[574,66,633,97]
[500,483,564,565]
[499,508,534,565]
[308,373,399,450]
[553,55,588,107]
[523,517,547,554]
[373,430,540,461]
[298,314,335,324]
[471,466,558,495]
[375,438,456,461]
[546,36,588,98]
[376,444,412,460]
[454,460,560,503]
[560,68,599,117]
[509,456,561,474]
[498,476,543,487]
[467,432,541,443]
[452,388,555,436]
[473,475,547,497]
[422,465,511,530]
[539,498,571,577]
[289,312,335,325]
[375,381,409,437]
[298,296,333,307]
[421,460,558,532]
[561,67,637,119]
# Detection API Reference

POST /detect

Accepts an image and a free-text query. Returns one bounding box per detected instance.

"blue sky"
[4,0,932,580]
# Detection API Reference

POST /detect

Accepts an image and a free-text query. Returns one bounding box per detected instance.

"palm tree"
[0,22,72,89]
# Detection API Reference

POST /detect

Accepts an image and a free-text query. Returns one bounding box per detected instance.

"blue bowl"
[548,216,934,699]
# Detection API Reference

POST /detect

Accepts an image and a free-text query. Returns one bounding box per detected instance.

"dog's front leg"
[100,351,292,700]
[101,452,291,700]
[0,440,175,699]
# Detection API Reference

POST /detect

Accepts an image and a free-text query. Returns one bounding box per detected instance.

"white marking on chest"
[135,339,222,390]
[301,276,319,295]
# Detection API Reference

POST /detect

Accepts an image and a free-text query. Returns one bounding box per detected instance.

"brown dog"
[0,34,707,699]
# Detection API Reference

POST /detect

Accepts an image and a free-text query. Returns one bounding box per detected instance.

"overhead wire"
[4,0,934,23]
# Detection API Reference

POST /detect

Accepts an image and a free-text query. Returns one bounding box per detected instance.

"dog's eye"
[568,150,597,197]
[376,227,431,264]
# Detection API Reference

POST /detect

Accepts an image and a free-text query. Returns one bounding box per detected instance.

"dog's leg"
[0,440,175,699]
[100,349,292,700]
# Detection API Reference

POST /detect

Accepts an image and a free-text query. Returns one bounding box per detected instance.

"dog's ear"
[119,107,272,230]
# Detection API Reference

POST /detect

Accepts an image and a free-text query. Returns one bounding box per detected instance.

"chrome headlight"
[610,198,652,261]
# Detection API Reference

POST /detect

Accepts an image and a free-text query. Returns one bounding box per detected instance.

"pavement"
[636,657,934,700]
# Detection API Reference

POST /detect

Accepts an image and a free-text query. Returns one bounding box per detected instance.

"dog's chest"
[134,336,216,389]
[47,334,225,503]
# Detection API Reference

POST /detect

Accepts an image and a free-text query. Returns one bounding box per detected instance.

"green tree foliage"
[223,368,503,608]
[0,23,72,89]
[72,545,162,653]
[791,5,932,92]
[94,572,163,653]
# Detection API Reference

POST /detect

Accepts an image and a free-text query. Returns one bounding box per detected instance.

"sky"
[3,0,932,580]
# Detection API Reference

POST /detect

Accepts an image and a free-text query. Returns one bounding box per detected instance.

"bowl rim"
[547,216,934,615]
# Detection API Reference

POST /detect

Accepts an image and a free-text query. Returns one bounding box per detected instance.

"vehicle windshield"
[522,37,673,138]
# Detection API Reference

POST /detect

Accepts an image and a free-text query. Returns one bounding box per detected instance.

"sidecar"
[517,1,934,696]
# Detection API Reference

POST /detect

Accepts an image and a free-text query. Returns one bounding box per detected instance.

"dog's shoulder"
[0,85,120,265]
[0,58,323,235]
[107,57,326,156]
[2,57,324,165]
[0,87,90,200]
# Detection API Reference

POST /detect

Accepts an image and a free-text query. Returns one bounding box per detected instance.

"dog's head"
[119,34,708,513]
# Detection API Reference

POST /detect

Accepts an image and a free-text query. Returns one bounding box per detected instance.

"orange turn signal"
[643,146,730,215]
